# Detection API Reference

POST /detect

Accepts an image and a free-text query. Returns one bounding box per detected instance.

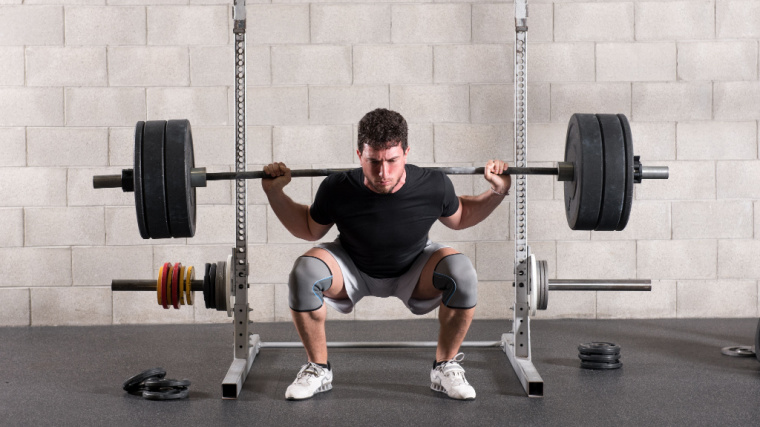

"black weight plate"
[215,261,226,312]
[142,120,172,239]
[203,263,212,309]
[564,114,604,230]
[578,342,621,355]
[208,263,217,310]
[123,367,166,392]
[165,119,196,238]
[133,122,150,239]
[616,114,634,231]
[594,114,627,231]
[142,388,190,401]
[580,361,623,370]
[579,353,620,363]
[143,378,192,390]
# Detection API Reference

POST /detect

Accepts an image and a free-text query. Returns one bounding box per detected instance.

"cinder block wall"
[1,0,758,326]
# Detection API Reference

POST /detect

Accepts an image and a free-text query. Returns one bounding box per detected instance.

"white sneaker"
[285,362,333,400]
[430,353,476,400]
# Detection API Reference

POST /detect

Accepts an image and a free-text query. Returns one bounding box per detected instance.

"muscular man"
[262,108,511,401]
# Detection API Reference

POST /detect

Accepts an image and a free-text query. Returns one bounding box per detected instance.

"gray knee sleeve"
[433,254,478,309]
[288,256,333,312]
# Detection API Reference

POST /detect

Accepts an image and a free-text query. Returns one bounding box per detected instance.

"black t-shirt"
[309,164,460,278]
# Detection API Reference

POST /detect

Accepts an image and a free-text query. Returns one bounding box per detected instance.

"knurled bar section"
[233,32,250,360]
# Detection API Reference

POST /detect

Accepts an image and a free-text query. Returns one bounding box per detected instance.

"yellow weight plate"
[157,263,164,306]
[178,264,185,306]
[185,266,194,305]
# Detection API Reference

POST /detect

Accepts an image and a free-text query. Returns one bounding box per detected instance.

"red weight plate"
[172,263,180,309]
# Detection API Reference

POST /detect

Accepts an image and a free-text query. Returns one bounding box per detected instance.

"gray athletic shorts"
[316,239,449,315]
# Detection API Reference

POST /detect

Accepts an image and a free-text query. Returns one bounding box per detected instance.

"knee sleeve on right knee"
[432,253,478,309]
[288,256,333,312]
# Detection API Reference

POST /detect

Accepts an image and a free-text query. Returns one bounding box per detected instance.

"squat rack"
[214,0,653,399]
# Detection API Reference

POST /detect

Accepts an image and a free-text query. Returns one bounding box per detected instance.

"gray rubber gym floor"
[2,318,759,426]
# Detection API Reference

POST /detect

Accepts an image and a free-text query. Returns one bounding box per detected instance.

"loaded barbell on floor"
[92,113,668,239]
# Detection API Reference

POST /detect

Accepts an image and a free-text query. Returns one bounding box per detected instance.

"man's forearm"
[456,190,506,230]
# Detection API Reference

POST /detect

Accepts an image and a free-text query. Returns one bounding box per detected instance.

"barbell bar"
[91,113,669,239]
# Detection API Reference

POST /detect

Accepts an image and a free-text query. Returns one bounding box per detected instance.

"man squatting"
[262,108,512,401]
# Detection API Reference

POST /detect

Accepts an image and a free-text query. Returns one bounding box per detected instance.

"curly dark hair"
[357,108,408,152]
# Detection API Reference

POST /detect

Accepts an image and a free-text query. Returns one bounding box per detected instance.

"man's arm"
[262,162,333,241]
[438,160,511,231]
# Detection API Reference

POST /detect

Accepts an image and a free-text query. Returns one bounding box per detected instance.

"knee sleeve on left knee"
[432,253,478,309]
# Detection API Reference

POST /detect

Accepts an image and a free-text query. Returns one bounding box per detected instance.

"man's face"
[357,143,410,194]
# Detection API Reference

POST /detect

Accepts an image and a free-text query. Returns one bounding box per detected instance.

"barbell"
[92,113,668,239]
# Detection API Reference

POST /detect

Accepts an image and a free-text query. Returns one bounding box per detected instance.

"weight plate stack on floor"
[578,342,622,369]
[721,346,755,357]
[122,368,190,400]
[564,114,604,230]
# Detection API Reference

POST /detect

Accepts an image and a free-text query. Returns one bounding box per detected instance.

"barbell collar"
[547,279,651,291]
[191,167,207,188]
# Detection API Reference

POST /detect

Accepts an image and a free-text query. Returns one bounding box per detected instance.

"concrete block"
[391,4,470,43]
[672,201,752,239]
[0,248,71,287]
[248,243,314,284]
[0,168,67,207]
[249,86,308,126]
[0,47,23,85]
[32,287,112,326]
[147,87,228,126]
[73,246,152,287]
[434,123,511,163]
[529,200,591,242]
[249,4,309,44]
[434,45,511,83]
[191,205,236,245]
[0,6,63,46]
[248,284,276,323]
[354,45,433,84]
[106,207,184,246]
[714,82,760,121]
[555,2,634,42]
[533,290,596,319]
[527,123,566,162]
[309,86,389,125]
[678,41,757,81]
[68,167,133,207]
[677,280,757,318]
[0,88,63,126]
[354,296,436,321]
[191,46,270,86]
[0,127,26,166]
[407,124,434,164]
[596,43,677,82]
[717,161,760,199]
[25,207,105,246]
[719,240,760,279]
[27,127,108,166]
[638,240,717,280]
[312,4,390,44]
[108,47,189,87]
[65,6,146,46]
[0,289,29,326]
[147,6,228,45]
[677,121,757,160]
[717,0,760,38]
[196,165,233,206]
[629,121,676,161]
[530,43,595,82]
[272,46,351,85]
[470,83,550,124]
[473,3,552,43]
[0,209,22,247]
[390,85,469,123]
[550,83,631,123]
[475,241,512,281]
[591,201,671,241]
[429,203,510,242]
[66,88,144,127]
[632,82,712,122]
[557,241,636,280]
[597,280,677,319]
[152,245,231,275]
[108,127,134,167]
[474,281,512,320]
[273,126,353,164]
[635,0,715,41]
[114,291,194,325]
[636,160,714,200]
